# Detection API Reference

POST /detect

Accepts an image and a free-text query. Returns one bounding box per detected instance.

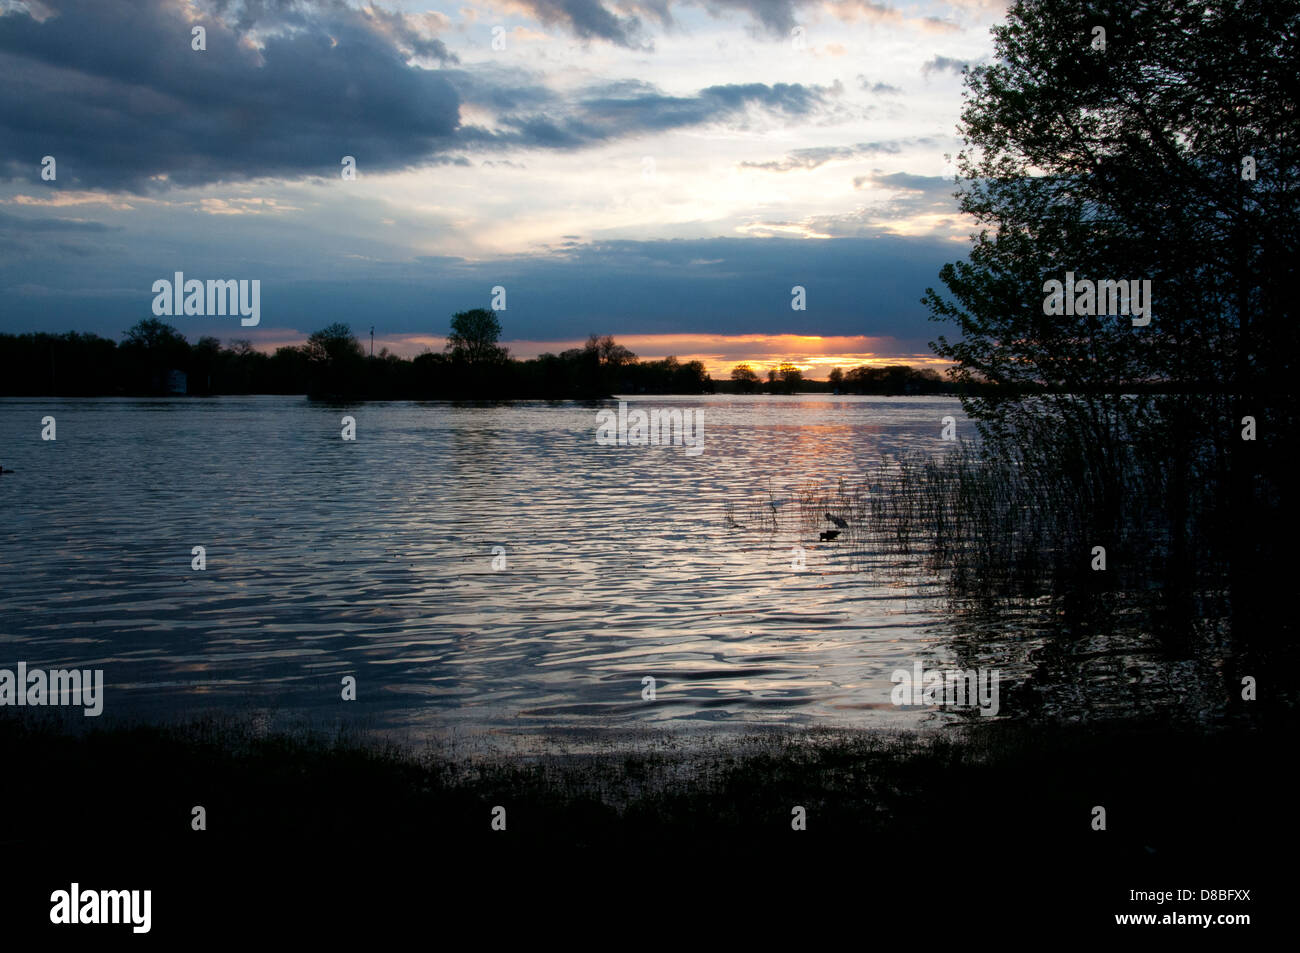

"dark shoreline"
[2,709,1288,934]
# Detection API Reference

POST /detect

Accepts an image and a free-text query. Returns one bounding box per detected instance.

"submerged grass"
[728,443,1167,594]
[725,439,1299,724]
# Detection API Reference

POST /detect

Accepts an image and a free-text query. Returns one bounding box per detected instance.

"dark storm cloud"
[0,1,839,189]
[0,0,461,191]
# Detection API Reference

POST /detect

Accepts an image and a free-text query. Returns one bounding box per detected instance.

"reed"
[726,429,1234,604]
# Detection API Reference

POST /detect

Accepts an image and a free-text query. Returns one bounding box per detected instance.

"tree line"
[0,309,968,399]
[725,362,958,395]
[0,312,715,399]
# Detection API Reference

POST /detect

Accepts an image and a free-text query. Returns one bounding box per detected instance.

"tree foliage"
[924,0,1299,603]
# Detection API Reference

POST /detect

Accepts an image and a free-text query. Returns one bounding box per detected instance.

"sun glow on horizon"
[236,330,949,378]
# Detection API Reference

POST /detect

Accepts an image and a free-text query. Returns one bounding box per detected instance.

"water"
[1,395,986,743]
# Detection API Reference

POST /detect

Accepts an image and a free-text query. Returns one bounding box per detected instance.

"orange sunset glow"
[245,332,951,379]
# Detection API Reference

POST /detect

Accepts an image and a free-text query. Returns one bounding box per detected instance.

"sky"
[0,0,1007,376]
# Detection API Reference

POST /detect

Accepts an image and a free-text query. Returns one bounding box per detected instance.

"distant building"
[165,369,187,394]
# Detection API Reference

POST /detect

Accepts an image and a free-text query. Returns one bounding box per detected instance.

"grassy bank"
[4,710,1290,857]
[4,710,1289,933]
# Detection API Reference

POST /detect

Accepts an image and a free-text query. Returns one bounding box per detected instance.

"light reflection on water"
[1,394,984,741]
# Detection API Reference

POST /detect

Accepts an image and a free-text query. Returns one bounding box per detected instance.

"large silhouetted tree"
[925,0,1299,586]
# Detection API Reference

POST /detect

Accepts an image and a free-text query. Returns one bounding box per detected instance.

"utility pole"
[370,326,374,357]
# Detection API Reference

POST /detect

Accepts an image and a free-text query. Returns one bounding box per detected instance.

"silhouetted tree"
[731,363,759,393]
[924,0,1299,622]
[120,319,191,393]
[778,362,802,393]
[303,323,364,398]
[446,309,506,365]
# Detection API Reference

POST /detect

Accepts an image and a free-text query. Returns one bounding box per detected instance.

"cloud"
[856,75,902,94]
[739,137,936,172]
[0,2,838,190]
[506,0,964,43]
[0,207,119,259]
[921,54,969,77]
[827,0,960,33]
[0,209,115,232]
[688,0,959,37]
[355,3,458,61]
[195,197,302,216]
[0,0,462,191]
[505,0,649,47]
[853,171,953,194]
[731,170,963,241]
[4,191,139,210]
[702,0,803,33]
[467,80,834,150]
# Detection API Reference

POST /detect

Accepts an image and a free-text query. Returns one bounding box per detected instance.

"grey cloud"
[853,171,953,194]
[0,209,117,260]
[921,54,969,76]
[693,0,801,34]
[857,75,903,95]
[0,2,837,189]
[516,1,925,44]
[512,0,804,42]
[791,171,961,232]
[0,210,116,232]
[504,0,650,47]
[471,81,834,150]
[202,0,456,61]
[740,137,936,172]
